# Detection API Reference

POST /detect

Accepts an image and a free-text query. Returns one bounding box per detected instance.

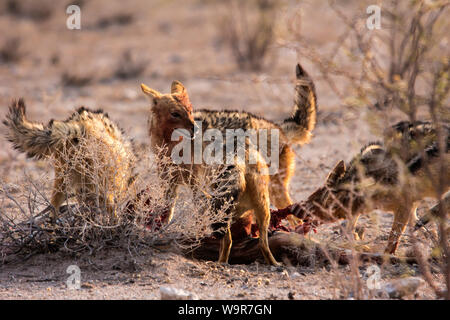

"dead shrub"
[95,13,133,29]
[217,0,280,71]
[61,71,93,87]
[113,50,148,80]
[0,37,23,64]
[0,138,231,264]
[5,0,53,22]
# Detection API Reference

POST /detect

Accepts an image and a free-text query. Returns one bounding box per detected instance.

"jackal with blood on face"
[141,63,317,265]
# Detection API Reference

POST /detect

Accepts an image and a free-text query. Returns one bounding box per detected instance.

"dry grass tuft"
[0,138,230,264]
[0,37,23,64]
[61,71,94,87]
[217,0,280,71]
[5,0,53,22]
[95,13,134,29]
[113,50,148,80]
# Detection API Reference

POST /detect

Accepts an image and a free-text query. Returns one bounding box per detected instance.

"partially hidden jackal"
[141,63,317,265]
[295,120,449,254]
[3,99,136,219]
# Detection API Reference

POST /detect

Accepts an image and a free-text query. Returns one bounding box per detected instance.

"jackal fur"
[296,121,449,254]
[3,99,136,219]
[141,63,317,265]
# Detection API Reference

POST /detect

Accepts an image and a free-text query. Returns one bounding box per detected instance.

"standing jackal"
[141,63,317,265]
[296,121,449,254]
[3,99,136,219]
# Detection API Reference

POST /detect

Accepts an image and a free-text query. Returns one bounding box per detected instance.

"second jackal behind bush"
[3,99,136,219]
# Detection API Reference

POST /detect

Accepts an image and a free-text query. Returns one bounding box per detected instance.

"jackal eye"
[171,112,181,119]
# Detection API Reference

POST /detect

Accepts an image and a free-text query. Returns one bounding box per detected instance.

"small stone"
[281,270,289,279]
[288,291,295,300]
[160,286,198,300]
[290,272,301,279]
[256,278,263,286]
[169,54,183,64]
[382,277,424,299]
[163,277,172,284]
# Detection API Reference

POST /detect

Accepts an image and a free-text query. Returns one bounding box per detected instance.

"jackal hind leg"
[211,211,233,263]
[218,225,232,264]
[269,175,292,209]
[249,173,280,266]
[347,214,362,241]
[385,204,418,254]
[269,146,295,209]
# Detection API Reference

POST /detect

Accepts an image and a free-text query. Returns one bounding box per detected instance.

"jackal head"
[296,160,364,222]
[141,81,196,146]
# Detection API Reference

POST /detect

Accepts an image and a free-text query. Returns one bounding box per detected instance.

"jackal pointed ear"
[141,83,162,100]
[326,160,346,186]
[171,80,192,111]
[296,63,308,78]
[171,80,187,95]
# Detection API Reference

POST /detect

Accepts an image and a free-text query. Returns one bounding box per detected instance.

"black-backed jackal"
[3,99,136,219]
[140,63,317,265]
[296,121,449,254]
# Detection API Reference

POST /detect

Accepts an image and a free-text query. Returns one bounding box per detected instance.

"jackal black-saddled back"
[280,63,318,145]
[393,121,450,230]
[391,120,436,142]
[334,121,450,195]
[3,99,54,159]
[333,142,399,205]
[194,63,317,147]
[388,120,450,174]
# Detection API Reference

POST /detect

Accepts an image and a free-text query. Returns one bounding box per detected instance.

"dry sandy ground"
[0,0,445,299]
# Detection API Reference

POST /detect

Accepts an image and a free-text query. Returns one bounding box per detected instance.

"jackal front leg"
[164,183,179,223]
[50,167,67,221]
[218,225,232,264]
[347,214,362,241]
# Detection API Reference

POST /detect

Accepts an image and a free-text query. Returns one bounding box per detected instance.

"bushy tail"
[280,63,318,145]
[3,99,54,159]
